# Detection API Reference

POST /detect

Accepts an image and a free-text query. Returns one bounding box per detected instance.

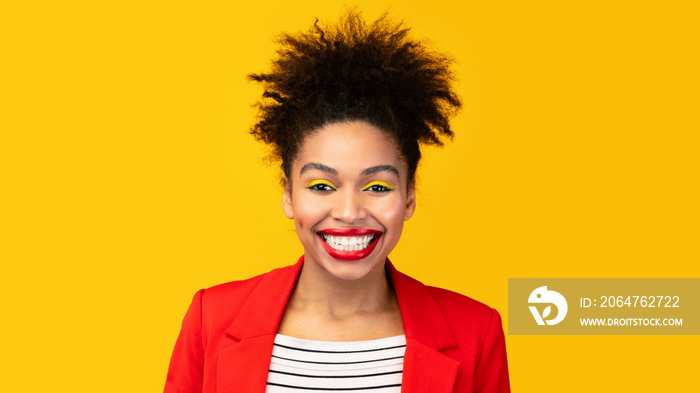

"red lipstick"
[317,228,382,261]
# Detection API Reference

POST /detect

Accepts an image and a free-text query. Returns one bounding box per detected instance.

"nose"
[331,188,367,224]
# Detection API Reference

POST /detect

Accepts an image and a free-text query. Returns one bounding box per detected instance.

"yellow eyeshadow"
[305,179,336,188]
[363,180,395,190]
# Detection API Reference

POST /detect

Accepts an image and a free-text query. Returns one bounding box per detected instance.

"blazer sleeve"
[472,309,510,392]
[164,289,205,393]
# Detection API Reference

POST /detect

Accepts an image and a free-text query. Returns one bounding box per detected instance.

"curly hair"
[248,11,462,185]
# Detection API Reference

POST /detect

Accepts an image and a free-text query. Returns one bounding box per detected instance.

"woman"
[165,12,510,393]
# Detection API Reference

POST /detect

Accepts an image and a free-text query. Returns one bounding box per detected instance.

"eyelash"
[362,181,395,192]
[305,180,396,193]
[306,180,337,192]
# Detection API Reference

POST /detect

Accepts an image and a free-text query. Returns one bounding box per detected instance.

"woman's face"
[282,121,416,281]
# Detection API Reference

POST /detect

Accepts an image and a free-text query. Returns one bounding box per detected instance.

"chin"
[326,263,381,281]
[309,252,387,282]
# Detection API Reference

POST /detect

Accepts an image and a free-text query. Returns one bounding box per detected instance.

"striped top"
[265,334,406,392]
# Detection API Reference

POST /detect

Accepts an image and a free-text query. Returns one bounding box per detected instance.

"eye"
[309,183,335,192]
[365,184,389,192]
[305,179,337,192]
[362,181,395,193]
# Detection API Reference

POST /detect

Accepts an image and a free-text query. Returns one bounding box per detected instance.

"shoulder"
[389,263,498,329]
[192,263,299,329]
[200,272,265,308]
[199,263,296,310]
[390,263,502,345]
[426,285,497,326]
[423,285,502,345]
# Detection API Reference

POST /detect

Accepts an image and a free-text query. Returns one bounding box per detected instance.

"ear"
[404,182,416,221]
[281,176,294,219]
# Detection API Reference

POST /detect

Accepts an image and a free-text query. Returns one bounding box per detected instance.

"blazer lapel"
[217,335,276,392]
[402,339,460,393]
[387,261,460,393]
[217,258,303,393]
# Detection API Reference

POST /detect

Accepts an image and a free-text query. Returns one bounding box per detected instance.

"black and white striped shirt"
[265,334,406,392]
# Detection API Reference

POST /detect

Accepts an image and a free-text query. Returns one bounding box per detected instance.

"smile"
[321,234,376,251]
[316,228,382,261]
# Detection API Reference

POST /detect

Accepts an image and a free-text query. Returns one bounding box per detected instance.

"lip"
[317,228,382,236]
[317,228,383,261]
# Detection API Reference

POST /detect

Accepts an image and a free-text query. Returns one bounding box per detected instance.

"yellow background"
[2,0,698,391]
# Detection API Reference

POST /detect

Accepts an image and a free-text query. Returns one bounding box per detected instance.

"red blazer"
[165,257,510,392]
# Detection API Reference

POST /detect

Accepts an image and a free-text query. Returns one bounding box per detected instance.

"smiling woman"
[165,11,510,393]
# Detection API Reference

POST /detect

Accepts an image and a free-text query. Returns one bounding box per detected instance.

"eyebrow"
[299,162,338,176]
[361,165,400,178]
[299,163,400,178]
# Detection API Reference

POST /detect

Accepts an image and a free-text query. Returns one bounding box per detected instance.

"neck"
[290,259,395,319]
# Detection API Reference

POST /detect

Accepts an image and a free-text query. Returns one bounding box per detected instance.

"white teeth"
[320,234,376,252]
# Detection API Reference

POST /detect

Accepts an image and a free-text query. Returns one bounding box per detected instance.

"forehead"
[293,121,405,176]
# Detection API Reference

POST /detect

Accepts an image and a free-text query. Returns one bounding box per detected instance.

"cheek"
[291,193,328,230]
[371,197,408,230]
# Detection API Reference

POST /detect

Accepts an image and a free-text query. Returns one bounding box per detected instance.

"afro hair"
[248,11,462,184]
